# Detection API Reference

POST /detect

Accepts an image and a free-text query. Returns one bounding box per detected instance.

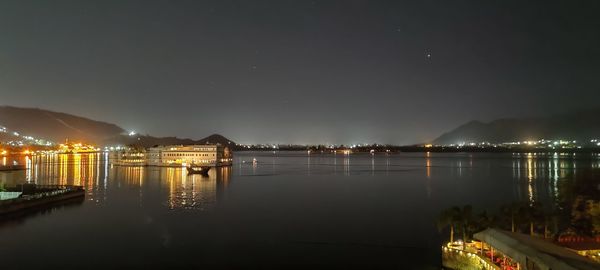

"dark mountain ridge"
[0,106,123,143]
[103,134,235,148]
[0,106,235,147]
[433,109,600,145]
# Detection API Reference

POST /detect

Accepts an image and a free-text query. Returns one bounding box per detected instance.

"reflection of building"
[119,165,231,211]
[111,145,232,167]
[10,153,231,211]
[161,166,231,210]
[95,157,231,210]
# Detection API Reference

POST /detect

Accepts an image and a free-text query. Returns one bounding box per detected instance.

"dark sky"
[1,1,600,145]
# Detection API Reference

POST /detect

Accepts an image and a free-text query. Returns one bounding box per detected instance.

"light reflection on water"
[0,151,598,268]
[2,153,231,211]
[0,152,600,209]
[2,151,599,211]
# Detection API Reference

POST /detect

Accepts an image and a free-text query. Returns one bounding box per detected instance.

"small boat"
[186,166,211,175]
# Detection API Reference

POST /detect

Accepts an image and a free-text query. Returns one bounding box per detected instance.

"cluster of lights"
[447,142,490,147]
[442,242,497,270]
[104,146,126,151]
[58,142,100,153]
[238,144,279,149]
[239,143,386,150]
[0,124,56,146]
[0,149,63,156]
[438,138,600,149]
[5,141,25,147]
[347,144,384,149]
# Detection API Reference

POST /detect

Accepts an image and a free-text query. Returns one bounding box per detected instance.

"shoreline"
[233,147,600,153]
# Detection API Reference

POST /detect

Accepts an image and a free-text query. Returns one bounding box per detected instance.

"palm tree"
[438,205,478,250]
[474,210,493,231]
[457,205,474,250]
[437,207,461,244]
[500,202,525,233]
[520,202,544,236]
[542,213,557,239]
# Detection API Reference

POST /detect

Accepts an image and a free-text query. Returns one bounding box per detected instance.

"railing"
[442,245,502,270]
[25,185,83,191]
[558,236,600,243]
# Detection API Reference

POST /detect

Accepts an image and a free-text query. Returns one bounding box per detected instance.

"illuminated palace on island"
[111,144,232,167]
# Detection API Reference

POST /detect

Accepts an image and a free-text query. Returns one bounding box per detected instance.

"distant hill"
[198,134,235,145]
[0,106,123,143]
[0,106,235,147]
[433,109,600,145]
[102,133,236,148]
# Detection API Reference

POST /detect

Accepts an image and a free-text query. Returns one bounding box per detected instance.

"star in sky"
[424,49,432,60]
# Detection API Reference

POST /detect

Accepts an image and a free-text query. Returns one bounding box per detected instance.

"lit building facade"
[111,145,232,167]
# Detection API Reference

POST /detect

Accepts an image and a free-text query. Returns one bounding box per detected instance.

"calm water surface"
[1,151,597,269]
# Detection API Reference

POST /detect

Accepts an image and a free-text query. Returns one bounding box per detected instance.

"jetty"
[0,184,85,215]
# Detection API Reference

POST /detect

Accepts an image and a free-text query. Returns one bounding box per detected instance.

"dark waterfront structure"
[475,229,599,270]
[442,228,599,270]
[0,184,84,215]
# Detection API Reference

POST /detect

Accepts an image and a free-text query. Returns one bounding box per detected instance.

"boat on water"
[242,158,258,165]
[186,166,211,175]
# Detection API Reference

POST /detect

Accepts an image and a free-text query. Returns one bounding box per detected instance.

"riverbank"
[234,146,600,153]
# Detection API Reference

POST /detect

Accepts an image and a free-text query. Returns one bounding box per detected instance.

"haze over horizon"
[2,1,600,145]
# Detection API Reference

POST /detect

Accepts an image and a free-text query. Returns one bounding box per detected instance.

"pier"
[0,185,85,216]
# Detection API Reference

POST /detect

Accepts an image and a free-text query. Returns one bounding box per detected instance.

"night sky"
[2,1,600,145]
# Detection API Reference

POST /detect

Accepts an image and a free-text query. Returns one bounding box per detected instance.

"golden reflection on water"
[425,152,432,198]
[343,154,350,176]
[160,166,231,210]
[527,153,535,204]
[510,152,600,205]
[1,154,230,211]
[425,152,431,178]
[59,154,67,185]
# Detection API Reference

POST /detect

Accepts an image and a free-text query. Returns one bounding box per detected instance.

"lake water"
[1,151,598,269]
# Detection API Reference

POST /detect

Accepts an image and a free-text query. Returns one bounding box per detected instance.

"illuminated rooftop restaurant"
[443,228,599,270]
